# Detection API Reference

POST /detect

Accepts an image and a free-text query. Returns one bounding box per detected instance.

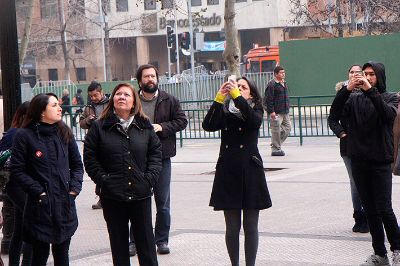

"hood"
[362,62,386,93]
[335,81,346,92]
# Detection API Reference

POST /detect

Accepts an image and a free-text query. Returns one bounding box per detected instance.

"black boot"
[352,211,363,232]
[358,211,370,233]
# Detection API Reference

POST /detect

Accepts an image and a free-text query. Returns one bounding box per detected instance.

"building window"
[236,0,246,2]
[70,0,85,16]
[162,0,174,9]
[47,42,57,56]
[207,0,218,5]
[144,0,156,10]
[116,0,128,12]
[74,40,84,54]
[48,69,58,81]
[76,68,86,81]
[40,0,58,19]
[191,0,201,6]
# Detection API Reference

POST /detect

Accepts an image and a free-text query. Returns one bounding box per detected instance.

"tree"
[18,0,35,66]
[222,0,240,76]
[288,0,400,37]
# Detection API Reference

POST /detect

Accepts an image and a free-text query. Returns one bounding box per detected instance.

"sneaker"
[393,250,400,266]
[157,242,170,255]
[360,254,390,266]
[271,150,285,156]
[91,199,102,210]
[129,242,137,257]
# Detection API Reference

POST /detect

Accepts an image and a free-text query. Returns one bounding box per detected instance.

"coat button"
[238,127,242,131]
[128,166,132,170]
[127,136,129,139]
[128,182,132,185]
[225,128,228,131]
[128,196,132,200]
[240,145,243,148]
[225,145,229,149]
[127,151,130,154]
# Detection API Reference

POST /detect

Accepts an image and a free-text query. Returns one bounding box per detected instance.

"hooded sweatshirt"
[330,62,398,163]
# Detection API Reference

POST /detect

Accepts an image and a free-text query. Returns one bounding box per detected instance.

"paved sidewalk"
[3,137,400,265]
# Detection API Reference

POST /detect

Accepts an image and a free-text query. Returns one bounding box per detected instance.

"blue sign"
[201,41,225,51]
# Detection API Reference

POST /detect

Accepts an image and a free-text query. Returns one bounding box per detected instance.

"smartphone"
[228,75,236,83]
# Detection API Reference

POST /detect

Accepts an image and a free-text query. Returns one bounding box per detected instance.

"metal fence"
[64,95,336,146]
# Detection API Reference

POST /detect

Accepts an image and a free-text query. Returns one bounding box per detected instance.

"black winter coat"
[141,90,187,159]
[202,96,272,210]
[330,65,398,163]
[10,123,83,244]
[83,114,162,202]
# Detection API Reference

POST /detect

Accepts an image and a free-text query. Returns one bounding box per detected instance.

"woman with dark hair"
[328,64,369,234]
[202,77,272,266]
[0,101,33,266]
[83,83,162,266]
[10,93,83,265]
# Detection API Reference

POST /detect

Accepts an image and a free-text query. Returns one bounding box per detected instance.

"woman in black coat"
[202,76,272,266]
[83,83,162,266]
[0,101,33,266]
[10,93,83,265]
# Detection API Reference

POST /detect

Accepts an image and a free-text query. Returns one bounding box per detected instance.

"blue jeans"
[154,158,171,245]
[342,156,363,212]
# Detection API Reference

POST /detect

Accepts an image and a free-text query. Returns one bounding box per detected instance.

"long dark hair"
[11,101,30,128]
[237,76,262,106]
[100,83,147,120]
[22,93,73,143]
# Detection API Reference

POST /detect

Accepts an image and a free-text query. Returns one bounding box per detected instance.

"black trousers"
[101,197,158,266]
[30,238,71,266]
[352,160,400,256]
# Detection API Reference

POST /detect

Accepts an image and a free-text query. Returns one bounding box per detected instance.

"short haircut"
[135,64,159,85]
[77,88,82,93]
[273,66,284,75]
[88,81,102,92]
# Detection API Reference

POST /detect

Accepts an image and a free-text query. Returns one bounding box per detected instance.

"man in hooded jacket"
[330,62,400,265]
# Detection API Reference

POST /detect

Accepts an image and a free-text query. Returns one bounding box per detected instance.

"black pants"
[30,238,71,266]
[101,197,158,266]
[352,160,400,256]
[7,184,32,266]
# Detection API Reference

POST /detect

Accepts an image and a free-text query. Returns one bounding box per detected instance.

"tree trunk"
[349,0,356,35]
[104,22,112,81]
[19,0,34,66]
[222,0,240,76]
[57,0,70,80]
[336,0,343,37]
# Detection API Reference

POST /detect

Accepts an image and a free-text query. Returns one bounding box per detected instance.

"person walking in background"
[72,89,85,127]
[130,64,187,255]
[0,102,33,266]
[330,62,400,266]
[83,83,162,266]
[10,93,83,266]
[328,64,369,234]
[60,89,71,116]
[263,66,291,156]
[202,76,272,266]
[79,81,109,210]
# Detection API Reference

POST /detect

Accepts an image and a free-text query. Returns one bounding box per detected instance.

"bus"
[243,45,279,73]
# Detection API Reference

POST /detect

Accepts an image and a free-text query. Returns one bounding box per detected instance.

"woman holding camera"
[202,76,272,266]
[328,64,369,234]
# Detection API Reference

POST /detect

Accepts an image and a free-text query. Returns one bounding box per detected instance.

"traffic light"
[180,32,190,50]
[166,26,175,48]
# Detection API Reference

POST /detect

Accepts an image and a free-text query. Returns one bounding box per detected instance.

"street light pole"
[187,0,197,100]
[174,2,180,75]
[98,0,107,81]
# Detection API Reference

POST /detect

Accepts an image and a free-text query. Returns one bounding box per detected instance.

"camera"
[228,75,236,83]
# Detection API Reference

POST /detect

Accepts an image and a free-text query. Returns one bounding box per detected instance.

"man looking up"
[330,62,400,266]
[131,64,187,255]
[80,81,109,210]
[263,66,291,156]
